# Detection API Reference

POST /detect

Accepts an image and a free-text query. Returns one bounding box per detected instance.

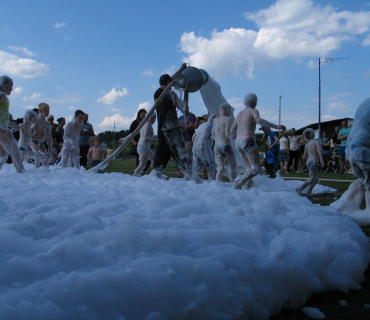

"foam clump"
[0,164,368,319]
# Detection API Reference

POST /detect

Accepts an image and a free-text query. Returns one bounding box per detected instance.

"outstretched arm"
[253,109,286,131]
[230,116,238,139]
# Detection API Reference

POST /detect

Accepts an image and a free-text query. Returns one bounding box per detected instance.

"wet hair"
[90,136,100,145]
[33,108,39,114]
[75,110,84,117]
[208,114,217,124]
[38,103,50,111]
[24,110,37,122]
[219,103,231,114]
[0,75,13,92]
[57,117,65,124]
[159,74,172,86]
[244,93,258,107]
[304,128,315,139]
[47,115,54,121]
[136,109,147,122]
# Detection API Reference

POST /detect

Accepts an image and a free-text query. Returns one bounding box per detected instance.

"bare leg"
[207,170,215,180]
[40,143,49,168]
[0,129,25,173]
[71,149,80,169]
[60,148,70,168]
[226,153,237,182]
[134,152,149,177]
[215,156,225,182]
[0,144,8,170]
[233,149,260,190]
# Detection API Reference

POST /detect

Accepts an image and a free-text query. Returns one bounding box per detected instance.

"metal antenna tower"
[113,120,116,150]
[318,56,349,138]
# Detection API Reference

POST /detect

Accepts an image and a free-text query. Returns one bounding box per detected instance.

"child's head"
[282,132,288,138]
[303,128,315,141]
[57,117,65,125]
[74,110,85,124]
[208,114,217,124]
[0,75,13,94]
[219,103,232,116]
[38,103,50,117]
[149,112,157,124]
[91,136,100,146]
[24,110,38,124]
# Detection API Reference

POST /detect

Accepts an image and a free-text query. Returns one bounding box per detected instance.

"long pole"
[86,81,174,174]
[279,95,282,127]
[318,57,321,140]
[113,120,116,150]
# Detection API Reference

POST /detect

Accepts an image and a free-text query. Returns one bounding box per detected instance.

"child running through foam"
[60,110,85,168]
[295,128,324,196]
[18,110,38,162]
[192,114,218,180]
[88,136,105,169]
[133,113,158,177]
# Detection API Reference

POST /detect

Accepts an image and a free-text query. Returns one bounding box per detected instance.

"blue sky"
[2,0,370,133]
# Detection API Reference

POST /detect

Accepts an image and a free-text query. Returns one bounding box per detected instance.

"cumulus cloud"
[10,87,23,98]
[111,108,121,112]
[23,92,41,102]
[323,114,338,120]
[141,68,154,76]
[97,88,129,105]
[0,50,49,78]
[362,34,370,46]
[329,92,354,100]
[138,101,151,111]
[47,93,82,104]
[327,101,349,111]
[8,46,37,57]
[179,0,370,79]
[97,113,135,131]
[307,59,317,69]
[54,22,66,28]
[69,106,75,110]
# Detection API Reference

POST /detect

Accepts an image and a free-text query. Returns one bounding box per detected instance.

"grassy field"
[102,160,370,320]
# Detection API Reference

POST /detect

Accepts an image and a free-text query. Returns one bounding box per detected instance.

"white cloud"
[97,113,135,131]
[141,68,154,77]
[163,66,177,76]
[8,46,37,57]
[69,106,75,110]
[67,115,73,121]
[0,50,49,78]
[327,101,349,111]
[54,22,66,28]
[97,87,129,105]
[10,87,23,98]
[24,105,34,110]
[111,108,121,112]
[23,92,41,102]
[307,59,317,69]
[329,92,354,101]
[57,86,61,90]
[64,37,71,41]
[138,101,151,111]
[362,34,370,46]
[179,0,370,79]
[323,114,338,120]
[47,94,82,104]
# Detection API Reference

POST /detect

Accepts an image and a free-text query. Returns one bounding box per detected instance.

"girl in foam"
[60,110,85,169]
[295,128,324,196]
[0,75,25,173]
[18,110,41,162]
[31,102,52,168]
[133,112,158,177]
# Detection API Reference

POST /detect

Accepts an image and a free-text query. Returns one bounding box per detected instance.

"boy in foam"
[133,112,158,177]
[60,110,85,168]
[87,136,105,169]
[333,98,370,212]
[18,110,40,162]
[192,114,217,180]
[230,93,285,190]
[295,128,324,196]
[212,103,237,182]
[0,75,25,173]
[32,102,52,168]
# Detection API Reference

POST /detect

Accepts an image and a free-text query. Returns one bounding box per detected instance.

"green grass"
[102,160,370,320]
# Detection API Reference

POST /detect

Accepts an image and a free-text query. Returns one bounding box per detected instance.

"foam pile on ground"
[0,164,368,320]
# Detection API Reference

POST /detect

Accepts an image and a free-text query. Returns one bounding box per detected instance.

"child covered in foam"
[295,128,324,196]
[60,110,85,169]
[133,113,157,177]
[18,110,38,161]
[192,114,217,180]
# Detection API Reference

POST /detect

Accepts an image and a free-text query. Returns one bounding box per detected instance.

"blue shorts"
[339,146,346,156]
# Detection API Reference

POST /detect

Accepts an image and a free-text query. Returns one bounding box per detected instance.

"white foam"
[0,164,368,319]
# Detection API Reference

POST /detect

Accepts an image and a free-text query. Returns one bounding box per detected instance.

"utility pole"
[113,120,116,150]
[279,95,282,136]
[318,56,348,139]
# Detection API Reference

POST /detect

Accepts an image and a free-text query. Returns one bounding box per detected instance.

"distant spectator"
[279,132,289,172]
[260,126,280,179]
[319,131,331,171]
[79,113,94,168]
[55,117,65,136]
[287,128,300,172]
[338,119,352,174]
[331,126,341,152]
